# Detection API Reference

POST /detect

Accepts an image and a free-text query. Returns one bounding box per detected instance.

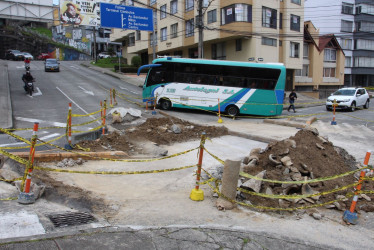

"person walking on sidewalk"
[287,89,298,112]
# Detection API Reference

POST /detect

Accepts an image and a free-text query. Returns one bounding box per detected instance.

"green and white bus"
[138,57,286,116]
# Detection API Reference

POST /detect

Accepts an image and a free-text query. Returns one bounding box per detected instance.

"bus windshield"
[142,58,286,117]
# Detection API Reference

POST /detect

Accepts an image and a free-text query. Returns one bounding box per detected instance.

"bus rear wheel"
[226,105,239,117]
[160,99,172,110]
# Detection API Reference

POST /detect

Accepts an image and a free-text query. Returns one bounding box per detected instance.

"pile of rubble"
[236,127,373,213]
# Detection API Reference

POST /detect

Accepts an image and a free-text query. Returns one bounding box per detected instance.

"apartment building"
[305,0,374,87]
[296,21,345,98]
[111,0,305,90]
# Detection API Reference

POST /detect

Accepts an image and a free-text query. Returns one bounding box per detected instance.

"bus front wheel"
[160,99,172,110]
[226,105,239,117]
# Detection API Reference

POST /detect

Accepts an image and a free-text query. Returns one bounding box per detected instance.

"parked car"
[44,58,60,72]
[37,53,51,60]
[98,52,111,59]
[326,87,370,111]
[22,52,34,60]
[5,49,24,60]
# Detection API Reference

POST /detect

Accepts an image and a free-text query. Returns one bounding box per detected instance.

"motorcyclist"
[22,71,34,91]
[24,58,31,69]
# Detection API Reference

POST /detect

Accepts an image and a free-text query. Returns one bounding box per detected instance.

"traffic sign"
[100,3,153,31]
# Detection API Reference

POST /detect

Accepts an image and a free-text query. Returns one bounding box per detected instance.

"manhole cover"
[47,212,96,227]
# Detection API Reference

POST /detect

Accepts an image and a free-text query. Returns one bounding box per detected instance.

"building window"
[323,68,336,77]
[208,9,217,24]
[160,4,167,19]
[262,7,277,29]
[153,10,157,26]
[171,23,178,38]
[161,27,167,41]
[186,0,193,12]
[290,42,299,58]
[262,37,277,47]
[342,2,354,14]
[345,56,351,67]
[355,21,374,32]
[356,39,374,50]
[129,33,135,46]
[279,13,283,29]
[303,43,309,58]
[341,20,353,32]
[170,0,177,14]
[295,65,309,77]
[324,48,336,62]
[341,39,352,49]
[291,0,301,5]
[185,19,194,37]
[290,14,300,31]
[212,42,226,60]
[356,4,374,15]
[150,32,157,46]
[236,39,242,51]
[150,0,156,5]
[221,4,252,25]
[354,57,374,67]
[279,40,282,46]
[136,30,141,40]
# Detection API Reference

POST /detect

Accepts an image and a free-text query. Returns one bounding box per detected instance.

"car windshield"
[46,59,57,64]
[332,89,355,96]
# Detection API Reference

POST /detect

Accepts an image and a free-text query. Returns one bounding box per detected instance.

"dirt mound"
[77,117,229,152]
[239,129,374,212]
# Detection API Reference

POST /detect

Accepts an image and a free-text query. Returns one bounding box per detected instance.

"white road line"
[70,66,79,69]
[39,133,60,141]
[15,117,66,127]
[0,133,61,147]
[56,87,101,125]
[119,86,139,95]
[78,86,94,96]
[32,87,42,96]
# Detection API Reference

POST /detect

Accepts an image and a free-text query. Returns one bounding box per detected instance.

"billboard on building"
[60,0,101,26]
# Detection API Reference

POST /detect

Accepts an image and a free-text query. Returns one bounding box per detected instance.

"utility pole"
[93,26,97,62]
[152,14,156,60]
[198,0,204,58]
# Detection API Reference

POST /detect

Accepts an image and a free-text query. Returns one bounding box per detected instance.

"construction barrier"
[190,132,206,201]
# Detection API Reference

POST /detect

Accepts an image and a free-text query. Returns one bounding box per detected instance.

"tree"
[131,55,141,67]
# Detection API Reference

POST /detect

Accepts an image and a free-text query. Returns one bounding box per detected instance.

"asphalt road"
[1,60,143,150]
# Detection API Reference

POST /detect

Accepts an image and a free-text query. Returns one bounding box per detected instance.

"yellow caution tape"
[34,164,197,175]
[72,109,103,117]
[239,168,366,184]
[0,134,67,150]
[0,149,29,165]
[207,181,356,211]
[0,177,23,182]
[203,147,366,184]
[238,182,358,199]
[71,124,104,134]
[37,138,199,162]
[0,128,31,145]
[0,197,18,201]
[71,117,102,127]
[342,114,374,123]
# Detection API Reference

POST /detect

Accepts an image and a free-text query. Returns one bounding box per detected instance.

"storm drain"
[47,212,96,228]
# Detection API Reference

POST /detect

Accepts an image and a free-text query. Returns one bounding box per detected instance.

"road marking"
[119,86,139,95]
[15,117,66,127]
[78,86,94,96]
[0,133,61,147]
[70,66,79,69]
[56,87,101,125]
[32,87,42,97]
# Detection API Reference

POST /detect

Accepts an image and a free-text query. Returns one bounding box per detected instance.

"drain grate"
[47,212,96,228]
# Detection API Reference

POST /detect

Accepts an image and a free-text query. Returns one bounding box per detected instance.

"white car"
[22,52,34,60]
[98,52,111,59]
[326,87,370,111]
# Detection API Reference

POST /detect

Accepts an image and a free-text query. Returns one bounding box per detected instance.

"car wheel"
[160,99,171,110]
[364,100,370,109]
[350,102,356,112]
[226,105,239,116]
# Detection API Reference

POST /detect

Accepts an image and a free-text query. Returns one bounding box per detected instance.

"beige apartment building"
[297,21,345,98]
[110,0,342,94]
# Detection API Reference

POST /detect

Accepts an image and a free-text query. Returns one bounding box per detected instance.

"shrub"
[131,56,141,67]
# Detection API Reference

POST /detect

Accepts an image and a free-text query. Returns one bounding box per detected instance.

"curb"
[12,151,128,162]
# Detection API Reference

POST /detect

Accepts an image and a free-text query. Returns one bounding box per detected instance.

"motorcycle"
[25,63,30,71]
[23,79,35,96]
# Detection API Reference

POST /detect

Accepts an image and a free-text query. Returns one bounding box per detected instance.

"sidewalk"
[0,60,12,129]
